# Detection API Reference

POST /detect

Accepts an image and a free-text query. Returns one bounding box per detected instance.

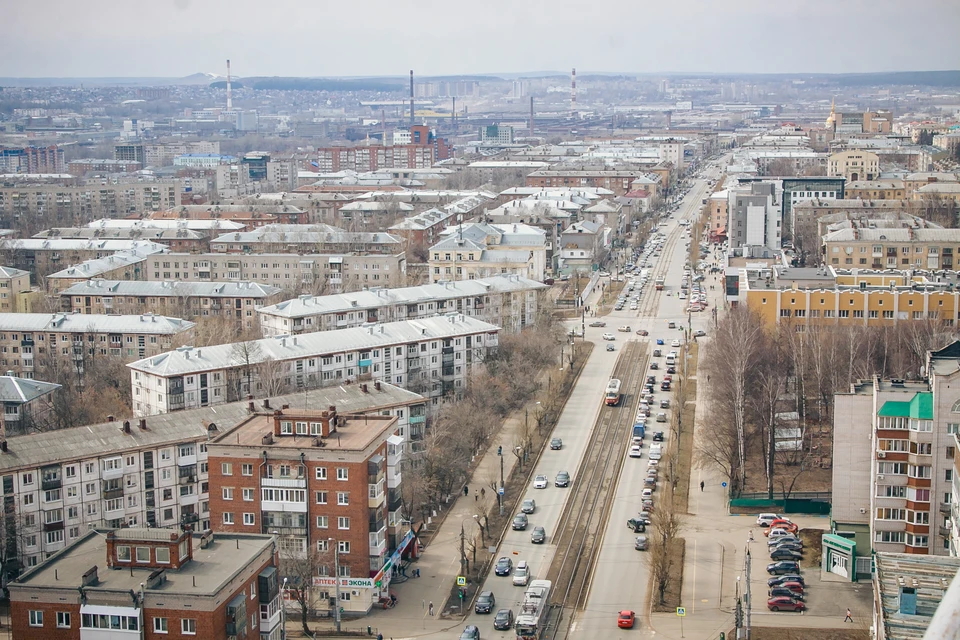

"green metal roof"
[877,392,933,420]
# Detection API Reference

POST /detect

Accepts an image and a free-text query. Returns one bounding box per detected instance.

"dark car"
[767,561,801,575]
[768,574,805,588]
[475,591,496,614]
[653,431,665,442]
[647,375,657,385]
[768,535,801,547]
[767,596,805,612]
[512,513,528,531]
[666,366,677,374]
[531,526,546,544]
[769,587,805,601]
[627,518,646,533]
[771,541,804,554]
[550,438,563,450]
[555,471,571,487]
[770,547,804,561]
[494,557,513,576]
[493,609,514,631]
[660,382,671,391]
[460,625,481,640]
[650,362,659,370]
[776,581,805,597]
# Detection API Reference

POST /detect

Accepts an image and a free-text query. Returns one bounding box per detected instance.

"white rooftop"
[0,313,194,335]
[61,280,283,298]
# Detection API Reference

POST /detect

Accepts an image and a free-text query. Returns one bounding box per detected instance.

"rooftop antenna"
[226,59,233,111]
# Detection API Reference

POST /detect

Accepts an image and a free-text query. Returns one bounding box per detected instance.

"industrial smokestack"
[530,96,534,136]
[571,67,577,116]
[226,59,233,111]
[409,69,415,128]
[452,96,457,132]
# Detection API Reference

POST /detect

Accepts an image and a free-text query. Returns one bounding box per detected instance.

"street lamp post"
[328,538,342,633]
[498,447,504,516]
[280,577,288,640]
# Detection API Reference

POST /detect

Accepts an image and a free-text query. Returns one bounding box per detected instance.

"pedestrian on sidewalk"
[700,481,704,492]
[414,567,420,578]
[844,608,853,623]
[463,485,469,497]
[429,601,434,616]
[474,489,479,501]
[480,487,485,499]
[749,530,754,542]
[378,634,383,640]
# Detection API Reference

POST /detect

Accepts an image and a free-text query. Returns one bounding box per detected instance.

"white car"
[533,475,548,489]
[602,333,615,341]
[756,513,782,527]
[618,326,631,333]
[629,445,643,458]
[630,304,639,310]
[671,339,681,347]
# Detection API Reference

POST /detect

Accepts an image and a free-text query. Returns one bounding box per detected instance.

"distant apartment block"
[113,142,145,165]
[317,126,452,172]
[209,224,403,256]
[0,313,195,378]
[67,158,142,176]
[388,209,457,249]
[525,170,650,196]
[0,144,65,174]
[145,252,407,293]
[34,225,209,253]
[61,280,284,332]
[128,314,500,416]
[45,250,153,294]
[0,180,181,228]
[0,373,59,435]
[822,227,960,269]
[0,266,32,312]
[140,141,221,167]
[429,223,548,282]
[151,204,308,228]
[0,239,167,283]
[257,274,546,337]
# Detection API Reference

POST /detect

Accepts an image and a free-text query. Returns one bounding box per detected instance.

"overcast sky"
[5,0,960,78]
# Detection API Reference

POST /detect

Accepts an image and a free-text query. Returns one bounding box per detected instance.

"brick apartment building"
[317,125,451,173]
[525,169,650,196]
[0,238,167,283]
[207,405,408,616]
[8,528,282,640]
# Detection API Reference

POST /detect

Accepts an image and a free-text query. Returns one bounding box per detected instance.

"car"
[653,431,665,442]
[771,541,804,554]
[533,475,548,489]
[769,587,805,601]
[550,438,563,450]
[767,596,805,612]
[767,530,799,543]
[475,591,496,614]
[660,382,671,391]
[662,374,673,382]
[650,362,660,370]
[512,513,529,531]
[694,329,706,337]
[629,444,643,458]
[660,399,670,409]
[641,488,653,500]
[668,322,677,329]
[513,561,530,586]
[495,557,513,576]
[521,499,537,514]
[776,581,806,597]
[768,574,805,588]
[531,526,546,544]
[637,329,649,336]
[602,333,615,341]
[618,326,631,332]
[770,548,803,561]
[644,476,657,487]
[646,375,657,384]
[653,349,662,357]
[656,339,664,345]
[671,339,681,347]
[656,412,667,423]
[618,610,636,628]
[493,609,514,630]
[460,625,482,640]
[767,561,801,575]
[555,471,571,487]
[589,321,606,327]
[767,521,798,535]
[627,518,647,532]
[607,344,615,352]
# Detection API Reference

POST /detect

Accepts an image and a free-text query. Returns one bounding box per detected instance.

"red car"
[618,610,636,628]
[767,596,805,612]
[779,581,805,596]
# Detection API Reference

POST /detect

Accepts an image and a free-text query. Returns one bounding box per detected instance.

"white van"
[513,560,529,586]
[665,352,677,366]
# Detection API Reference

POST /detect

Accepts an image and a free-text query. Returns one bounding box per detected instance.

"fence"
[729,491,832,515]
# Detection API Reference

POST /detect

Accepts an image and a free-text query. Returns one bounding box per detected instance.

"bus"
[605,379,622,406]
[515,579,551,640]
[655,277,665,290]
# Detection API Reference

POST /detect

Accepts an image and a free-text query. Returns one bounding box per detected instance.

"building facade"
[0,239,167,283]
[128,314,500,416]
[257,275,546,337]
[822,227,960,269]
[207,407,410,616]
[0,313,195,378]
[0,266,32,312]
[827,150,879,182]
[727,182,781,252]
[845,180,906,200]
[8,528,282,640]
[429,223,547,283]
[45,250,152,294]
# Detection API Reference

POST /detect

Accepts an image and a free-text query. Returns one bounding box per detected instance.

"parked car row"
[760,513,807,612]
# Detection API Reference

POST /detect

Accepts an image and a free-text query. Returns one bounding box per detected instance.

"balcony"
[261,477,306,489]
[103,487,123,500]
[261,499,307,513]
[939,525,951,537]
[368,482,385,509]
[178,454,197,467]
[42,520,64,533]
[178,474,197,485]
[41,476,61,492]
[941,503,951,514]
[368,525,387,557]
[266,525,307,537]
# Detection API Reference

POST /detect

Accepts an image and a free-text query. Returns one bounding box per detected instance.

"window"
[223,512,234,525]
[337,468,348,481]
[117,545,131,562]
[242,488,254,501]
[29,610,43,627]
[180,618,197,635]
[875,530,905,543]
[315,467,327,480]
[241,463,253,476]
[223,487,234,500]
[337,492,349,506]
[153,617,168,633]
[317,539,329,552]
[221,462,233,476]
[136,546,150,563]
[243,513,255,526]
[315,491,327,504]
[156,547,170,564]
[338,540,350,554]
[56,611,71,628]
[338,516,350,530]
[316,515,328,529]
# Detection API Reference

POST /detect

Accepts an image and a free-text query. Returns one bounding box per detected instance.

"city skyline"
[5,0,960,78]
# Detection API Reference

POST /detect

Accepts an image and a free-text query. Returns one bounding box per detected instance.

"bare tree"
[230,339,264,402]
[649,483,684,606]
[277,548,324,637]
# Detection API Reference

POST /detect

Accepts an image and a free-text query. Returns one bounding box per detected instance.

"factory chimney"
[409,69,415,128]
[530,96,535,136]
[571,67,577,117]
[226,59,233,111]
[452,96,457,132]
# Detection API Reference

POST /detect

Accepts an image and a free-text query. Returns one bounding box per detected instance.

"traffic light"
[458,588,465,600]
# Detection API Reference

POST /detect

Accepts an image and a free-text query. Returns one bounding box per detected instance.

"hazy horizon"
[5,0,960,78]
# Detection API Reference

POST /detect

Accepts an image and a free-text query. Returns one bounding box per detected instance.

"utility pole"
[459,523,467,577]
[745,547,752,639]
[498,449,504,516]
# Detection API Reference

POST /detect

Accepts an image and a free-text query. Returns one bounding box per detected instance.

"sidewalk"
[328,395,535,639]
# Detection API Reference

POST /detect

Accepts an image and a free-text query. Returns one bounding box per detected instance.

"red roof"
[624,190,651,198]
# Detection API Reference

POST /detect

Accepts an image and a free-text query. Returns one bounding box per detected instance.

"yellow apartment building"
[821,227,960,269]
[741,266,960,329]
[845,180,906,200]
